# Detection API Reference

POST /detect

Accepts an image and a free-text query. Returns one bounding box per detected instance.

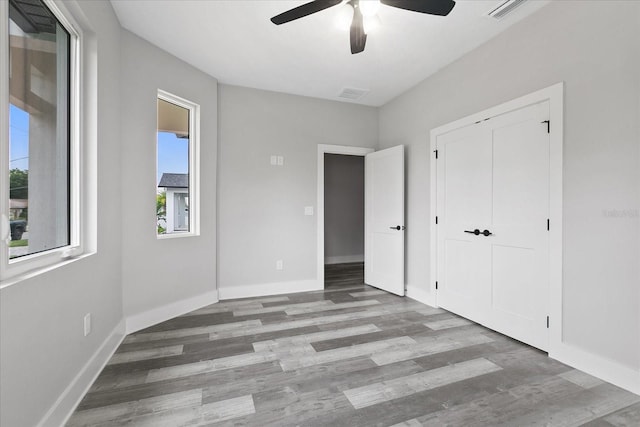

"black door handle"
[464,229,480,235]
[389,225,405,231]
[482,229,492,236]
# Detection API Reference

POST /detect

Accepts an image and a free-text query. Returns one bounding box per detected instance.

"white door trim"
[317,144,375,288]
[429,82,564,355]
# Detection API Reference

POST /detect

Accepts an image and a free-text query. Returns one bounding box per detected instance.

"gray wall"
[324,154,365,264]
[218,85,377,292]
[2,3,639,425]
[0,1,123,426]
[120,31,218,318]
[379,0,640,371]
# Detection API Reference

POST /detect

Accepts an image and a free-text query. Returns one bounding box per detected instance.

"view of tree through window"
[8,0,70,259]
[157,98,190,235]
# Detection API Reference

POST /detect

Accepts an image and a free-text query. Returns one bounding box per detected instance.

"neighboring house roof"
[158,173,188,188]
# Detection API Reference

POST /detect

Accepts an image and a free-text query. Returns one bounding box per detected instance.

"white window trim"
[0,0,85,284]
[156,90,200,240]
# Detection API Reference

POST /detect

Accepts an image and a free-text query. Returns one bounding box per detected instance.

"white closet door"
[436,101,550,351]
[486,101,550,350]
[436,124,493,324]
[364,145,405,296]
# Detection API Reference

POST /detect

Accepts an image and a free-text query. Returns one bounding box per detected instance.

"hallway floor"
[67,263,639,426]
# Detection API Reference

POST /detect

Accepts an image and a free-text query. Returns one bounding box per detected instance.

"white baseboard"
[38,318,126,427]
[551,344,640,396]
[219,279,322,300]
[126,290,219,334]
[325,255,364,265]
[406,284,436,307]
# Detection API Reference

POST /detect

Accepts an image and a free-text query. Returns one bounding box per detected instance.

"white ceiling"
[110,0,550,106]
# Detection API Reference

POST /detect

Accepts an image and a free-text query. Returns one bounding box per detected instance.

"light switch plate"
[304,206,314,216]
[270,155,277,166]
[277,156,284,166]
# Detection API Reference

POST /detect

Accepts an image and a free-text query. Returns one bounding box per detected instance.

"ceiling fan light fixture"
[359,0,381,17]
[335,2,354,30]
[271,0,456,54]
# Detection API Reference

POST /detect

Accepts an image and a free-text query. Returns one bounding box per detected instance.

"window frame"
[156,90,200,240]
[0,0,83,283]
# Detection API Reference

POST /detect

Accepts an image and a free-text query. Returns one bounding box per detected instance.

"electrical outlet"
[83,313,91,336]
[276,260,283,270]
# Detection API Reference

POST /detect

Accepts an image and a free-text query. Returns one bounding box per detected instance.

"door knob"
[482,229,493,236]
[389,225,405,230]
[464,229,480,235]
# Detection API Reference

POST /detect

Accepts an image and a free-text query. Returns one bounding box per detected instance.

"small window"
[156,91,199,238]
[1,0,80,281]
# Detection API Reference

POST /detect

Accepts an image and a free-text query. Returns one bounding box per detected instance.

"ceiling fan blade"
[350,3,367,54]
[380,0,455,16]
[271,0,343,25]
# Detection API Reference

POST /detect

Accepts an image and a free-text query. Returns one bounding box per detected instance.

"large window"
[156,91,199,238]
[1,0,79,280]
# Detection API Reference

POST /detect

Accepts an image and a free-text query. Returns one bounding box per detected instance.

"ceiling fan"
[270,0,456,54]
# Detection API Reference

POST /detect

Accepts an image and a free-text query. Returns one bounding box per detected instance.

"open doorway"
[324,153,365,289]
[317,145,373,290]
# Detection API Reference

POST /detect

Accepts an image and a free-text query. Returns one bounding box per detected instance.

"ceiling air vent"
[338,88,369,100]
[486,0,528,20]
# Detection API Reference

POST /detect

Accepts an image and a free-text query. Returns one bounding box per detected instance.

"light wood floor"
[67,263,640,426]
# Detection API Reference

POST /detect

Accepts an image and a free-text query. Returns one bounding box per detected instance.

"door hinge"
[435,281,438,290]
[546,316,550,328]
[434,149,438,159]
[541,120,550,133]
[435,216,438,225]
[547,219,550,231]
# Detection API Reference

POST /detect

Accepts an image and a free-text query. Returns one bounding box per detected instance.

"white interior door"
[486,102,550,350]
[365,145,405,296]
[436,102,550,351]
[436,124,493,322]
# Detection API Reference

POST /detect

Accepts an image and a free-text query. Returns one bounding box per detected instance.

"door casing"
[317,144,374,288]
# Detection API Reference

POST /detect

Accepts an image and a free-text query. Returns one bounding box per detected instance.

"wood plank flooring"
[67,263,639,426]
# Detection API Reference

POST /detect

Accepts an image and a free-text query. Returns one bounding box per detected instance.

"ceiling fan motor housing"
[270,0,456,54]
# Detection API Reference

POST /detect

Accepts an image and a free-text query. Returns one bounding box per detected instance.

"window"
[156,91,199,238]
[1,0,80,281]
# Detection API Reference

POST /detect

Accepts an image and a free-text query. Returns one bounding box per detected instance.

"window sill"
[156,232,199,240]
[0,251,95,290]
